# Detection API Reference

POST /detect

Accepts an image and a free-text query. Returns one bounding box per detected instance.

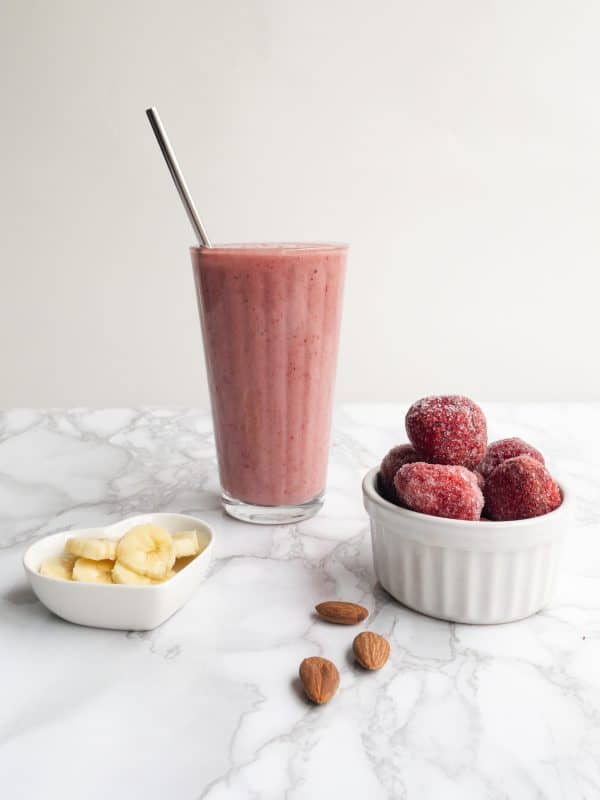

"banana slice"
[65,537,117,561]
[116,525,175,580]
[173,530,202,557]
[112,561,158,585]
[112,561,175,585]
[174,555,196,572]
[39,553,76,581]
[72,558,114,584]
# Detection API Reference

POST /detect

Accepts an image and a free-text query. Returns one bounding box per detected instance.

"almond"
[315,601,368,625]
[352,631,390,670]
[299,656,340,704]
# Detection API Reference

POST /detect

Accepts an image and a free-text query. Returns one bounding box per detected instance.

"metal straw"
[145,107,211,247]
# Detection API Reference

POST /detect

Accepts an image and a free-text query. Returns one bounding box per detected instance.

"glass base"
[222,490,324,525]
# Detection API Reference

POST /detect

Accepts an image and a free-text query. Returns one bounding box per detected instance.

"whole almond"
[315,601,368,625]
[299,657,340,704]
[353,631,390,670]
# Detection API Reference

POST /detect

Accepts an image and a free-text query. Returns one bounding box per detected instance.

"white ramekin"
[362,467,570,624]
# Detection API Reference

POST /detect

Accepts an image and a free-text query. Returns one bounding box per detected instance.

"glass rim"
[190,242,348,255]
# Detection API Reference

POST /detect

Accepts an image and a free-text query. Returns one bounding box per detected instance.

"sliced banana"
[72,558,114,584]
[65,537,117,561]
[112,561,175,585]
[173,530,202,557]
[174,555,196,573]
[39,524,197,586]
[112,561,158,585]
[39,553,76,581]
[116,524,175,579]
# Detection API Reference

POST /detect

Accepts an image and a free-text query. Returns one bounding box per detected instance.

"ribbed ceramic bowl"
[362,467,570,624]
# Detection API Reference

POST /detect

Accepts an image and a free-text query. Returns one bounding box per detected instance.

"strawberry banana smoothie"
[191,243,347,524]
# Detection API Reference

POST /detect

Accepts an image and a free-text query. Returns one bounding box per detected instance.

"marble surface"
[1,404,599,800]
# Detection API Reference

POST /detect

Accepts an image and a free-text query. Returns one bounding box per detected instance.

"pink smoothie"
[191,244,347,507]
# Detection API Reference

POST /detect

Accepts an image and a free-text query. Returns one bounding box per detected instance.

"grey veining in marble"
[1,405,599,799]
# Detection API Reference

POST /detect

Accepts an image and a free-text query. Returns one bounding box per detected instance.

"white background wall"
[1,0,596,406]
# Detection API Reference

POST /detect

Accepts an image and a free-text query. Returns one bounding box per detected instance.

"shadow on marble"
[345,644,360,670]
[290,676,314,706]
[3,583,37,606]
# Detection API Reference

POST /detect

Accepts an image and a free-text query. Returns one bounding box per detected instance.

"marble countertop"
[1,404,599,799]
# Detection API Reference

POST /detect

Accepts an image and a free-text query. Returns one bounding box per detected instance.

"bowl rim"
[362,466,569,531]
[23,512,215,591]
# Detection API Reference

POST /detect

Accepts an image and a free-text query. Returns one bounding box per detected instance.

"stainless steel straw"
[145,107,211,247]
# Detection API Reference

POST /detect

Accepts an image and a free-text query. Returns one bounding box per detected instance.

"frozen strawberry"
[478,437,544,479]
[484,455,561,521]
[405,395,487,470]
[379,444,420,502]
[472,470,485,491]
[394,462,484,521]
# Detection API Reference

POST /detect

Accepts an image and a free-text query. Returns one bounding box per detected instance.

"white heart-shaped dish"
[23,512,215,631]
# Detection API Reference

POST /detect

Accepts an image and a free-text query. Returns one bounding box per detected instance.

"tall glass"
[191,243,347,524]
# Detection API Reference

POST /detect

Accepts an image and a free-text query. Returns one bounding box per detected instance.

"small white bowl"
[362,468,570,624]
[23,513,215,631]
